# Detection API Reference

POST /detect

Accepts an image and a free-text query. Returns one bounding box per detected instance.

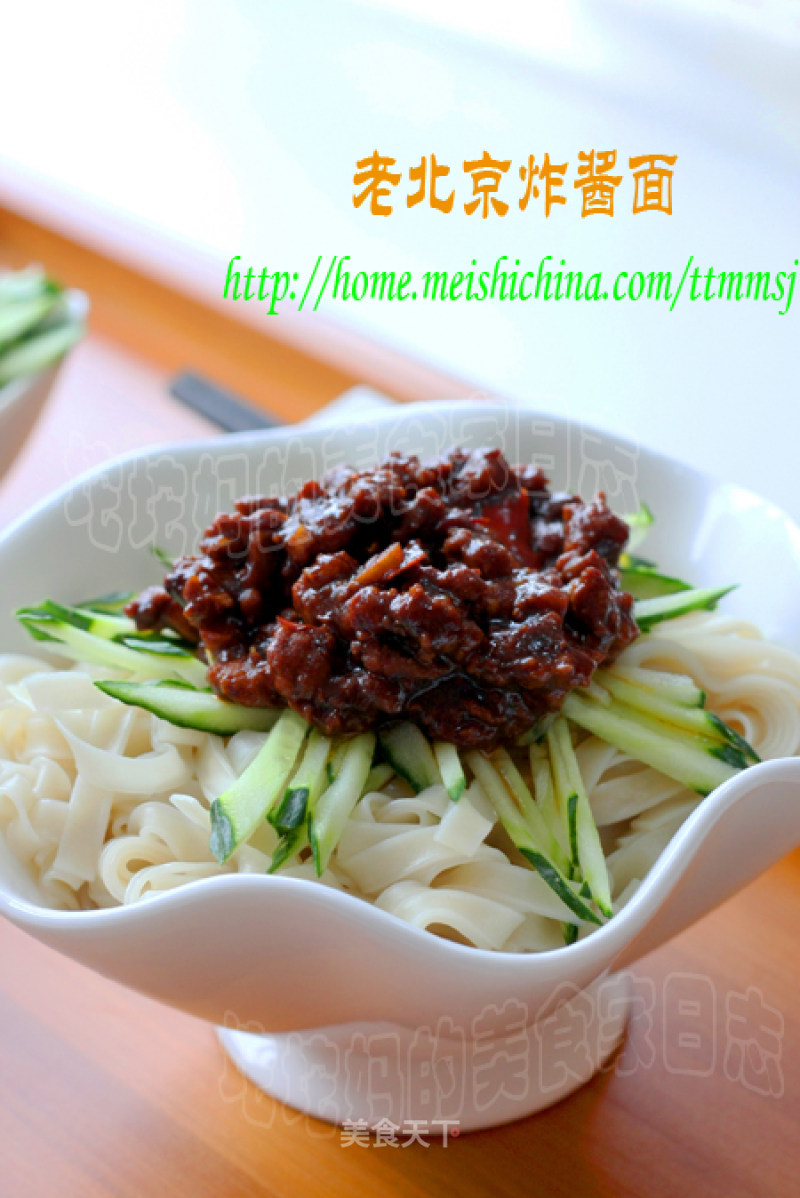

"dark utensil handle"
[170,370,283,432]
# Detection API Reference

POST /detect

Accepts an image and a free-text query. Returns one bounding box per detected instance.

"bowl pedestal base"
[217,970,631,1133]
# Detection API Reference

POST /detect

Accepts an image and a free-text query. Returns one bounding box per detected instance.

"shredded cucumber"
[595,667,758,760]
[634,585,736,630]
[433,741,466,802]
[0,267,84,385]
[210,709,309,863]
[529,743,570,863]
[362,762,395,795]
[491,747,567,872]
[546,719,612,917]
[620,566,691,600]
[601,663,704,709]
[378,722,442,793]
[95,679,279,736]
[19,613,207,687]
[308,732,376,875]
[620,503,654,554]
[0,292,59,345]
[270,728,332,832]
[78,592,136,615]
[465,750,600,926]
[563,690,745,794]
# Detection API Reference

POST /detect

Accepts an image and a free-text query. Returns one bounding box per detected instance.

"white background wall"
[1,0,798,516]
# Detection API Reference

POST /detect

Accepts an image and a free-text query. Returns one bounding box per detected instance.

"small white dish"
[1,400,799,1131]
[0,289,87,480]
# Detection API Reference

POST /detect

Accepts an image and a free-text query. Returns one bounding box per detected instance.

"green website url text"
[223,253,797,317]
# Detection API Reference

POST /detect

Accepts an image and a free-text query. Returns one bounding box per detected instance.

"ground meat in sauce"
[127,448,639,749]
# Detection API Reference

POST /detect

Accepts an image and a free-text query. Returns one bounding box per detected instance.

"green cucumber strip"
[620,502,654,554]
[514,713,556,747]
[543,722,576,863]
[595,669,758,760]
[378,722,442,793]
[18,601,207,686]
[271,728,332,831]
[269,825,308,873]
[528,744,570,864]
[29,292,74,335]
[585,678,612,705]
[23,598,195,655]
[152,545,174,570]
[0,319,83,385]
[620,552,657,570]
[490,747,567,871]
[709,741,751,769]
[546,719,612,916]
[705,712,759,764]
[362,762,395,794]
[78,591,136,615]
[563,690,744,795]
[271,733,335,868]
[95,679,279,736]
[433,741,466,802]
[20,599,132,639]
[465,750,599,923]
[0,265,52,304]
[18,615,195,683]
[18,620,62,644]
[620,566,691,600]
[116,634,199,657]
[602,663,704,708]
[20,614,208,687]
[209,709,309,863]
[466,751,529,837]
[32,599,194,653]
[0,291,59,345]
[270,787,308,834]
[308,732,376,875]
[489,747,539,827]
[567,793,579,867]
[634,585,736,630]
[326,740,349,784]
[562,921,580,946]
[518,850,602,926]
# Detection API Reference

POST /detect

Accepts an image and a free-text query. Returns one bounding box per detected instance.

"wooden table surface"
[2,232,800,1198]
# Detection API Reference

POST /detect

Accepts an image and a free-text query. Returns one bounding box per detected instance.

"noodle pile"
[1,611,799,952]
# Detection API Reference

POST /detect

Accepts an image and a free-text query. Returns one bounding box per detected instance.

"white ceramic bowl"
[0,289,87,480]
[1,401,799,1131]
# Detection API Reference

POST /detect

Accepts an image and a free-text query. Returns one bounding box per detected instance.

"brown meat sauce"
[128,449,638,748]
